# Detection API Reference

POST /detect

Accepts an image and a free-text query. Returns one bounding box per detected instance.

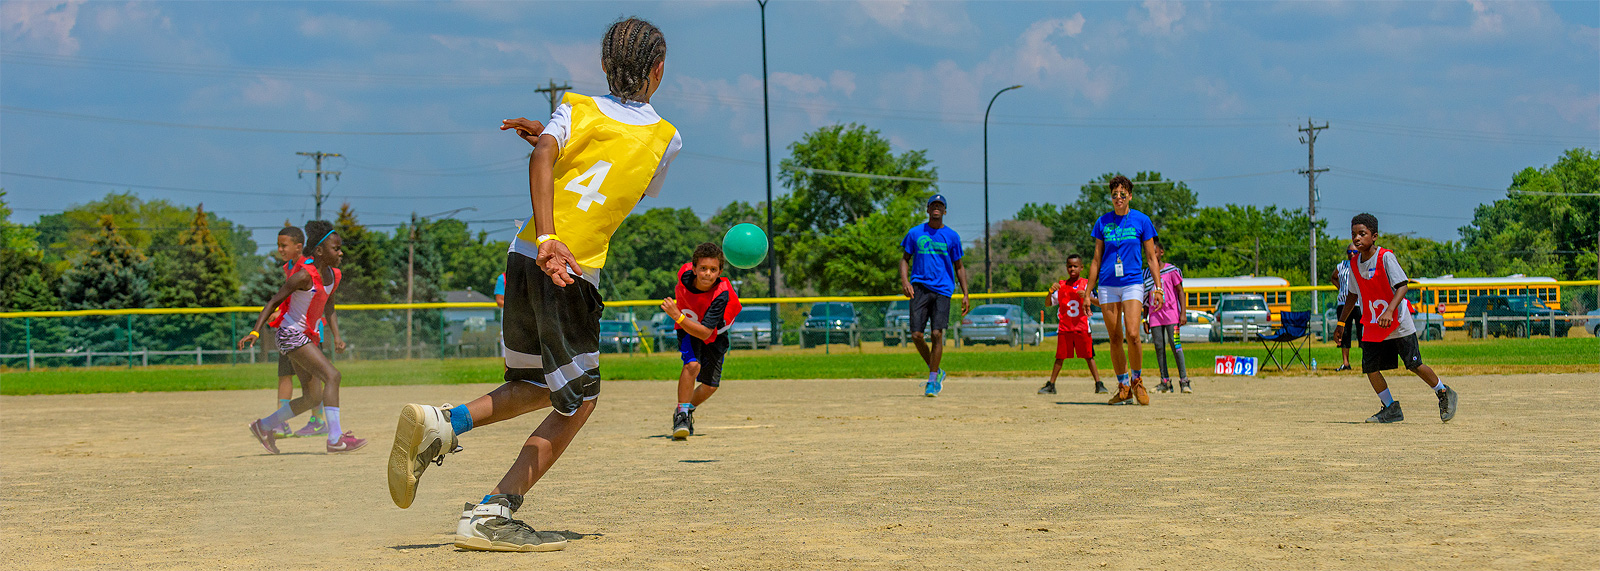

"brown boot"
[1108,381,1133,405]
[1132,376,1150,405]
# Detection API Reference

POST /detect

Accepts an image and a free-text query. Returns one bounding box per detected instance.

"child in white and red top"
[1040,254,1104,395]
[239,220,364,453]
[1334,213,1457,424]
[1142,237,1190,394]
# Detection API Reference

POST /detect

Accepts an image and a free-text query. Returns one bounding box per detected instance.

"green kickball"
[722,223,769,269]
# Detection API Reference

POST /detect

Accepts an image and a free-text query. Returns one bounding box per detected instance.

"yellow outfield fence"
[2,282,1596,319]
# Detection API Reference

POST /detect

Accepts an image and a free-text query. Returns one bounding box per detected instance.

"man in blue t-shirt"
[899,194,970,397]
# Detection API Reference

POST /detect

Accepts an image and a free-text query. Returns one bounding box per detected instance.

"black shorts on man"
[909,282,951,333]
[1360,333,1424,375]
[677,329,729,387]
[1334,306,1364,349]
[500,252,603,416]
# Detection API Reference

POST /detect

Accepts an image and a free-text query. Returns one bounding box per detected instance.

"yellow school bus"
[1408,275,1560,328]
[1184,276,1293,323]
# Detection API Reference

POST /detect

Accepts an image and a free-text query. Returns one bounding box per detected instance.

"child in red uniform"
[1334,213,1457,423]
[1040,254,1103,394]
[659,242,741,440]
[268,226,329,438]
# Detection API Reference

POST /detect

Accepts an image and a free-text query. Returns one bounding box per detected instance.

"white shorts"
[1097,284,1145,305]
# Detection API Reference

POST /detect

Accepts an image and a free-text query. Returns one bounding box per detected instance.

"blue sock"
[678,403,693,413]
[929,371,938,383]
[1378,389,1394,406]
[449,404,474,436]
[261,403,295,427]
[1132,370,1142,381]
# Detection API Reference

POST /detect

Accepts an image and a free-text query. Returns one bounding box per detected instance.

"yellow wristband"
[248,330,260,338]
[674,313,687,324]
[536,233,559,246]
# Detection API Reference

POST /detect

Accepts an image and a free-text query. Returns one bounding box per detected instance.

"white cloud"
[857,0,977,46]
[1137,0,1186,36]
[297,12,390,43]
[1190,76,1243,116]
[1,0,82,54]
[830,70,857,97]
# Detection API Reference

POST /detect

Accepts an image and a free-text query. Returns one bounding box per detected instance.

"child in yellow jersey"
[386,17,680,553]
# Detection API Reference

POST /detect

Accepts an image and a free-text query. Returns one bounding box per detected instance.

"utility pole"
[535,80,572,118]
[1298,120,1329,311]
[759,0,778,347]
[1254,235,1261,276]
[406,213,417,359]
[297,151,341,220]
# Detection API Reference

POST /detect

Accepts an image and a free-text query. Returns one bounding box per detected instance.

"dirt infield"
[3,373,1597,570]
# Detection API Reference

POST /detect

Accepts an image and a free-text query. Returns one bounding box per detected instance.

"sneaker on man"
[456,494,568,552]
[293,417,328,438]
[387,403,460,509]
[1437,386,1458,423]
[1179,380,1193,393]
[1131,377,1150,406]
[672,411,691,440]
[1108,383,1133,405]
[248,419,280,454]
[1037,383,1056,395]
[327,431,367,453]
[271,422,294,439]
[1155,380,1174,393]
[1094,381,1108,394]
[1366,401,1404,423]
[925,370,945,397]
[456,502,476,539]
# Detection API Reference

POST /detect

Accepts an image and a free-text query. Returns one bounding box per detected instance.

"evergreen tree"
[148,205,241,353]
[1,192,66,356]
[333,204,399,349]
[57,216,155,357]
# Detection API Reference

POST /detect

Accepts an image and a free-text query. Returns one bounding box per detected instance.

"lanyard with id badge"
[1114,256,1125,278]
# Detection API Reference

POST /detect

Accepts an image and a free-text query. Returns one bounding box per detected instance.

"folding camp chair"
[1257,311,1311,371]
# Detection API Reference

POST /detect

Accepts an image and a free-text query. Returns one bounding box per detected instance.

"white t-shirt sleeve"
[1382,251,1409,288]
[642,131,682,199]
[1047,290,1059,306]
[543,103,573,151]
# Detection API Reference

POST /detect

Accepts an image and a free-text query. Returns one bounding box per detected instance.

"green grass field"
[2,337,1593,396]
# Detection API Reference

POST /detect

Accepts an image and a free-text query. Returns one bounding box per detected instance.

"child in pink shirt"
[1143,238,1191,393]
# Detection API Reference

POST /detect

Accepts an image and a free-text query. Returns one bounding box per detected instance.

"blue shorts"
[677,330,728,387]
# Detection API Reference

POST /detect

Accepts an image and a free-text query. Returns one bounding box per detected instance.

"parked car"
[727,306,779,349]
[1088,308,1152,343]
[1211,294,1272,342]
[960,304,1042,346]
[1177,310,1215,343]
[599,320,641,353]
[1310,305,1445,341]
[1587,309,1600,337]
[803,302,857,348]
[883,299,912,347]
[647,312,675,349]
[1463,295,1571,338]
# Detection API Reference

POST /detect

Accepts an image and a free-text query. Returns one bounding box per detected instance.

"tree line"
[2,126,1595,356]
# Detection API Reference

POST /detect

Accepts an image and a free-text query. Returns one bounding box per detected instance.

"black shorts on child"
[275,334,322,376]
[677,329,729,387]
[501,252,604,416]
[1360,333,1423,375]
[909,283,951,332]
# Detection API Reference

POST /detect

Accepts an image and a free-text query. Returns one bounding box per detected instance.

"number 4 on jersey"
[565,160,613,211]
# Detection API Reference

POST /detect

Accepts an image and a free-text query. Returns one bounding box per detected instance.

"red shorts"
[1055,330,1093,360]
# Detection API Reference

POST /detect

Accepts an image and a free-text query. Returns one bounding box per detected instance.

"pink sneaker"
[248,420,280,454]
[327,431,367,453]
[293,418,328,438]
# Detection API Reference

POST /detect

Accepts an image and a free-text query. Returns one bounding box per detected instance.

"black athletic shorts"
[1360,333,1424,375]
[501,252,604,416]
[677,330,729,387]
[909,282,951,333]
[1334,306,1363,349]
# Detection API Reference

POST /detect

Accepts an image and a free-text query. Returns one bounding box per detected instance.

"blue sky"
[3,0,1595,254]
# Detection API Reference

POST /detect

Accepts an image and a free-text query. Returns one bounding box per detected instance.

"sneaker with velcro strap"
[1366,401,1404,423]
[455,495,567,552]
[1437,386,1458,423]
[388,403,461,509]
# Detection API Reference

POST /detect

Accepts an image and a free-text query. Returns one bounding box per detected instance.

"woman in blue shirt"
[1083,175,1164,405]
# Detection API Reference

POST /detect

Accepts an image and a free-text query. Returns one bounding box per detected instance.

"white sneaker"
[456,502,475,539]
[387,403,460,509]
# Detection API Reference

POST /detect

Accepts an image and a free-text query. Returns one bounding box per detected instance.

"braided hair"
[304,220,336,255]
[601,17,666,103]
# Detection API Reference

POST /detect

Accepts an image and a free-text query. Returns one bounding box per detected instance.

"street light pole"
[983,84,1023,294]
[759,0,778,347]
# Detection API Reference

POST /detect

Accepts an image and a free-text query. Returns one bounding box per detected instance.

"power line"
[0,171,520,200]
[1,106,483,136]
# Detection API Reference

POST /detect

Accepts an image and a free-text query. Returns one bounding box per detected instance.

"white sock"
[1433,382,1448,393]
[261,403,295,428]
[1377,389,1394,406]
[324,407,342,444]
